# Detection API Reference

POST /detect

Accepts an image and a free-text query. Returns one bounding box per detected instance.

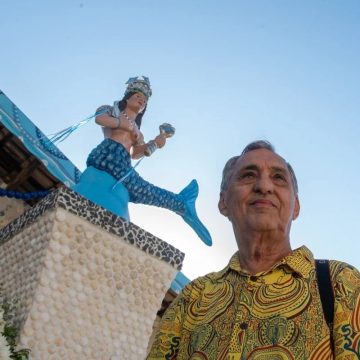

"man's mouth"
[250,199,275,207]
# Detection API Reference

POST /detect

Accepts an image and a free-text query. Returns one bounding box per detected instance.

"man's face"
[218,149,300,235]
[126,92,147,112]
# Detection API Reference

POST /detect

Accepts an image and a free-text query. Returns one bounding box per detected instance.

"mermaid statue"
[74,76,212,246]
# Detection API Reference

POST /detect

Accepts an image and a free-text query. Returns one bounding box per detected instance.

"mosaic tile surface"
[0,187,185,270]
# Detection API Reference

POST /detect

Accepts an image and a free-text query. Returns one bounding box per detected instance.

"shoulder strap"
[315,259,335,352]
[315,259,334,328]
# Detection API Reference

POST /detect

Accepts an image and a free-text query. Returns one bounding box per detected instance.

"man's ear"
[293,196,300,220]
[218,192,228,217]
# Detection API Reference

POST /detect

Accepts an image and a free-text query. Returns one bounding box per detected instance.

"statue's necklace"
[122,111,136,127]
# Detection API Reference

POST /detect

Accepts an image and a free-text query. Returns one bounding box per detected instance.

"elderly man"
[147,140,360,359]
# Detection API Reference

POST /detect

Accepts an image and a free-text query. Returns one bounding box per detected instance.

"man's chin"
[247,219,277,232]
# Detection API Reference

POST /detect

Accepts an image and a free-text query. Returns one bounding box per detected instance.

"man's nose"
[253,175,273,194]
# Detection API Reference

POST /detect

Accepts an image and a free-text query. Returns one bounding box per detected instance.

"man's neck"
[236,232,292,275]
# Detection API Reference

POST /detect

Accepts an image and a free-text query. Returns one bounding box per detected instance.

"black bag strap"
[315,259,334,350]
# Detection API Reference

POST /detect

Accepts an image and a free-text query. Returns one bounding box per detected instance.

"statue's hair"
[220,140,298,194]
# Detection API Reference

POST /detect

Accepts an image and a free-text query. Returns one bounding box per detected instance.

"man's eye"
[241,172,255,179]
[273,174,287,182]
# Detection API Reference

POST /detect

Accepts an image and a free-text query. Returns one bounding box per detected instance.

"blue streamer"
[43,109,108,146]
[112,157,145,189]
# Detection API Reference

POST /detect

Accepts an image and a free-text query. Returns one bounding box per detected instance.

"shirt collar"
[226,245,315,279]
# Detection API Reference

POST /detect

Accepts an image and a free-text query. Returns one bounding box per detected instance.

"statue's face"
[126,92,147,113]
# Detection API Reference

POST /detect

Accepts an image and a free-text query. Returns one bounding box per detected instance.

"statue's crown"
[124,76,152,98]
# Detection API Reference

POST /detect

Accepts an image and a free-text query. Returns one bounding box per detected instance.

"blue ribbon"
[43,109,108,145]
[112,157,144,189]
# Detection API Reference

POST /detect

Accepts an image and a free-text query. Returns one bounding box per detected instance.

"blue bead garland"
[0,188,49,199]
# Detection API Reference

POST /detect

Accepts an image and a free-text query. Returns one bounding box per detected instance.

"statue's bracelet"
[144,140,158,157]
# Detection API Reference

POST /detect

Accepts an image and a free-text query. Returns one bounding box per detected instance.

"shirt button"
[240,322,248,330]
[250,276,257,282]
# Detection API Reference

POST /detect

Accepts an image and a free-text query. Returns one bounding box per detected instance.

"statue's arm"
[131,134,167,159]
[95,106,133,131]
[96,113,135,132]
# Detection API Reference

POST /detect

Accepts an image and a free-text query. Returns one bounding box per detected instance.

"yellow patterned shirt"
[147,246,360,360]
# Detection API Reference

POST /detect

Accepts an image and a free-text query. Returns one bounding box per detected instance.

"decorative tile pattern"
[0,187,185,270]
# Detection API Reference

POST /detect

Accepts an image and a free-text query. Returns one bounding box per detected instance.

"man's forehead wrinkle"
[235,160,289,173]
[234,164,289,178]
[223,149,294,190]
[239,164,259,172]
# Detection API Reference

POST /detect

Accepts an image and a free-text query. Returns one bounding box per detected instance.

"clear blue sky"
[1,0,360,280]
